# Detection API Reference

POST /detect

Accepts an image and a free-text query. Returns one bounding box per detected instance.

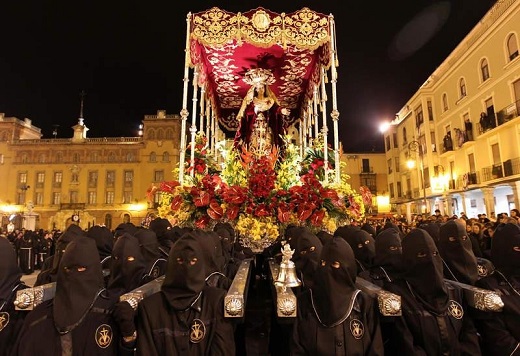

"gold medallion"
[0,312,9,331]
[190,319,206,343]
[95,324,113,348]
[448,300,464,320]
[350,319,364,340]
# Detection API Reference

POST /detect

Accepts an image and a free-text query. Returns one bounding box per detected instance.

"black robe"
[136,233,236,355]
[474,222,520,355]
[383,228,481,355]
[13,237,131,356]
[136,287,235,356]
[0,238,28,356]
[291,237,384,355]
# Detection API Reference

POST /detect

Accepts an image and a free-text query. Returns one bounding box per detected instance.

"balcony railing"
[477,99,520,136]
[481,157,520,182]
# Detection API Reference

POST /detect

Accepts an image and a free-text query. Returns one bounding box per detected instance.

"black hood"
[439,219,479,285]
[335,225,375,271]
[312,237,358,326]
[491,222,520,277]
[107,232,147,295]
[51,224,86,274]
[0,238,22,305]
[290,227,322,289]
[374,227,403,273]
[133,228,160,266]
[402,228,448,315]
[53,237,104,333]
[161,233,206,310]
[86,225,114,260]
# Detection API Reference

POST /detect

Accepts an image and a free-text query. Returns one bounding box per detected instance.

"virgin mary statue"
[233,68,290,156]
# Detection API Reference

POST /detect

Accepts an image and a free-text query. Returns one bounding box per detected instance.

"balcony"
[481,157,520,182]
[477,99,520,136]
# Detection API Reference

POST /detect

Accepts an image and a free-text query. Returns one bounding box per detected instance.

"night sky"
[0,0,497,152]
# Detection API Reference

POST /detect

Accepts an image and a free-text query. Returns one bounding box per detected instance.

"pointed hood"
[439,219,479,285]
[161,233,207,310]
[86,225,114,260]
[51,224,86,274]
[107,232,147,295]
[374,227,403,273]
[402,228,448,315]
[290,227,322,289]
[312,237,359,326]
[491,222,520,277]
[53,237,104,333]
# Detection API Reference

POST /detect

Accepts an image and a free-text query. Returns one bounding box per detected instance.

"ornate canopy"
[188,7,333,131]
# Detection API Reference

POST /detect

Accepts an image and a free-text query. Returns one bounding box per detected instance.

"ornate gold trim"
[191,7,330,50]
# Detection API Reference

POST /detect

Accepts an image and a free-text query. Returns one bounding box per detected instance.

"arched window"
[480,58,490,82]
[148,129,156,140]
[442,93,449,112]
[165,129,174,139]
[157,129,164,140]
[38,154,46,163]
[162,151,170,162]
[150,151,157,162]
[126,152,135,162]
[507,33,519,61]
[402,128,407,145]
[72,152,80,163]
[55,152,63,163]
[459,78,466,98]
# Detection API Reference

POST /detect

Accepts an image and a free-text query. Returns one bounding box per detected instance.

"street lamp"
[407,140,428,214]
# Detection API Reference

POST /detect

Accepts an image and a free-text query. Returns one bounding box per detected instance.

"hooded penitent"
[0,238,22,307]
[86,225,114,261]
[133,228,161,270]
[290,227,323,289]
[148,218,172,240]
[402,228,448,315]
[107,232,147,295]
[374,227,403,274]
[161,233,207,311]
[438,219,479,285]
[50,224,86,275]
[491,222,520,278]
[335,225,376,272]
[311,237,359,327]
[419,222,441,245]
[114,222,137,239]
[53,237,105,334]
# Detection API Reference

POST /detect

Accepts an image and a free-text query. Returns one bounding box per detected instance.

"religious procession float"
[151,7,373,252]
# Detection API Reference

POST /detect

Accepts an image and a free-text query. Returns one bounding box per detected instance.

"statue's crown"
[243,68,275,87]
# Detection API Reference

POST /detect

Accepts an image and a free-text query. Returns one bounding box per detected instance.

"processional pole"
[179,12,193,184]
[328,15,341,183]
[320,66,329,185]
[189,69,200,178]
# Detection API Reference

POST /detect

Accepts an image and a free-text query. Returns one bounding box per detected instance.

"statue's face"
[256,85,265,96]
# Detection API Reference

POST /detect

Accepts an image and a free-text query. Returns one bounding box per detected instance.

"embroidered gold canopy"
[187,7,333,131]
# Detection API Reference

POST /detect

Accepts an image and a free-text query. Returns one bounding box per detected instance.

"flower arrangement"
[153,132,370,251]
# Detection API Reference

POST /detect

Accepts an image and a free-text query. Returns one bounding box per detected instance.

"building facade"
[341,152,389,216]
[382,0,520,221]
[0,110,181,231]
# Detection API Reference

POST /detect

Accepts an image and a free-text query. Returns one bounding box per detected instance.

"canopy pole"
[189,68,200,178]
[178,12,192,184]
[312,86,319,144]
[329,16,341,183]
[320,66,329,185]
